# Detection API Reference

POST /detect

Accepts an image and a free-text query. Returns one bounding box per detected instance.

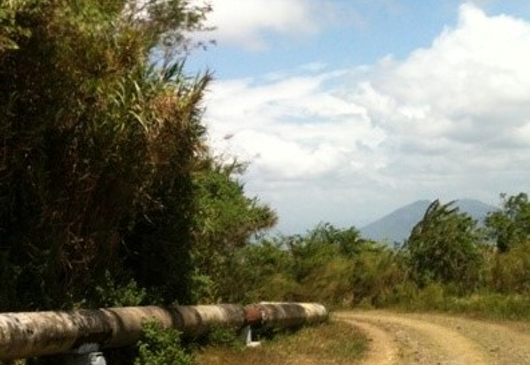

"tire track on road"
[336,311,495,365]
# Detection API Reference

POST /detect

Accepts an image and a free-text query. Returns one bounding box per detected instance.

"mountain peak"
[360,199,497,244]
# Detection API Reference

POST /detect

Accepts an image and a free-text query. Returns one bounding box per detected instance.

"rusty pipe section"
[0,304,245,361]
[0,302,327,361]
[244,302,328,330]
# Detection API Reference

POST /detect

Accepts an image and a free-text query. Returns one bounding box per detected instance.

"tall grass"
[195,321,367,365]
[383,282,530,322]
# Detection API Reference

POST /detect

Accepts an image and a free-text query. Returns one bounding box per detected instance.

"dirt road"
[336,311,530,365]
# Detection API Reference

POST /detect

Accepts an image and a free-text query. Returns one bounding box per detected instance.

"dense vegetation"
[235,195,530,317]
[3,0,530,363]
[0,0,276,312]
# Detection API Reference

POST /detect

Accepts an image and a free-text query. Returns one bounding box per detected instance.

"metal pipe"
[0,304,246,361]
[244,302,328,330]
[0,302,327,361]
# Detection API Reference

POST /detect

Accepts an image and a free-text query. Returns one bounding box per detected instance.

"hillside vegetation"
[236,196,530,316]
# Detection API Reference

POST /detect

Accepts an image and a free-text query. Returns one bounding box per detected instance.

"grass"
[385,282,530,322]
[195,320,367,365]
[429,293,530,321]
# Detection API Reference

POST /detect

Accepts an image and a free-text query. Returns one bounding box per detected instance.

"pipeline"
[0,302,327,361]
[245,302,328,330]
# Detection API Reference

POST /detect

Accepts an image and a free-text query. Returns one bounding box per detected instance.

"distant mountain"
[360,199,497,244]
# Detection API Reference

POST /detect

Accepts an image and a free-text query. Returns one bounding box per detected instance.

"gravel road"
[336,311,530,365]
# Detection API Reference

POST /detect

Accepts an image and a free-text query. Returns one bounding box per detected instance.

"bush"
[404,200,484,291]
[350,246,407,307]
[94,271,148,307]
[205,324,244,350]
[134,320,193,365]
[486,241,530,294]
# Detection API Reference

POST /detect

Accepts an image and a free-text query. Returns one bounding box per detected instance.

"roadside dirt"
[336,311,530,365]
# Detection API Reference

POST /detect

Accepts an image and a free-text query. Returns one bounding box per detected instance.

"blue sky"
[189,0,529,77]
[187,0,530,234]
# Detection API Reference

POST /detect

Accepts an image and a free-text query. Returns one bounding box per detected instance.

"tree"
[282,224,372,305]
[0,0,213,310]
[223,239,299,303]
[286,223,366,281]
[350,244,406,306]
[190,159,277,302]
[485,192,530,252]
[403,200,483,290]
[305,223,367,258]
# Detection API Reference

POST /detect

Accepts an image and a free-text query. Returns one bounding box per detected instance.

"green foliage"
[303,223,366,258]
[191,160,277,302]
[214,193,530,313]
[350,244,407,306]
[486,241,530,294]
[134,320,193,365]
[301,257,353,305]
[413,282,448,310]
[205,324,244,350]
[223,223,406,307]
[94,272,148,307]
[288,223,365,281]
[404,200,484,291]
[223,239,298,303]
[485,192,530,252]
[189,269,217,304]
[209,191,530,319]
[0,0,279,312]
[249,273,302,303]
[0,0,217,310]
[193,161,277,252]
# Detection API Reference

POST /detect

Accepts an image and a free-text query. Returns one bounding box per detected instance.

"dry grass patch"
[195,320,367,365]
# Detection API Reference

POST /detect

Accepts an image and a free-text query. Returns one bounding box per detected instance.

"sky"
[186,0,530,234]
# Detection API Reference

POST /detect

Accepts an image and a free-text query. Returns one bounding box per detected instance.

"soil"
[336,310,530,365]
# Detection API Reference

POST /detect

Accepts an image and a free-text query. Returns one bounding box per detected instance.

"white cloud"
[204,0,329,50]
[205,70,386,182]
[377,4,530,115]
[204,2,530,233]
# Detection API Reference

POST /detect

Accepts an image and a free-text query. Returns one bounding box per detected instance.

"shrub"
[134,320,193,365]
[486,241,530,294]
[94,271,148,307]
[205,324,244,350]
